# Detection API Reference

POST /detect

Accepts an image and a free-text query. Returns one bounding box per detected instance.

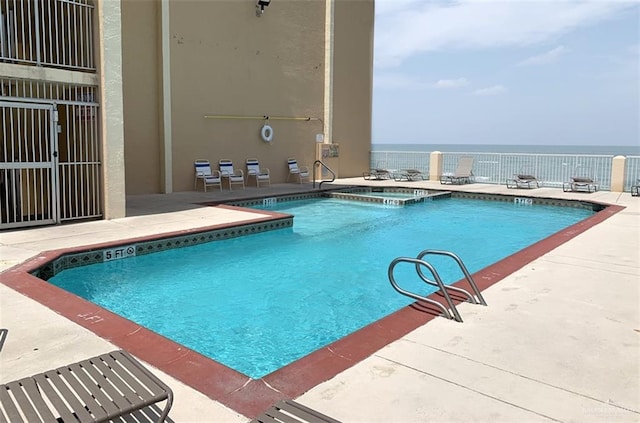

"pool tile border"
[227,188,599,211]
[31,209,293,281]
[449,191,602,209]
[0,197,624,419]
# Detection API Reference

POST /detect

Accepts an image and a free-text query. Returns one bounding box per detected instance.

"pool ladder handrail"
[416,249,487,307]
[313,160,336,189]
[388,251,487,323]
[388,257,464,322]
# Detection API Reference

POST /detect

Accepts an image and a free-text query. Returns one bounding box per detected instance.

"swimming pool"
[48,196,593,379]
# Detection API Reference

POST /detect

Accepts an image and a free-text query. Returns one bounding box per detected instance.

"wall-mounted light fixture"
[256,0,271,17]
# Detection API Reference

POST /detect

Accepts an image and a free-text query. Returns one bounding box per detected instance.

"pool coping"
[0,194,625,418]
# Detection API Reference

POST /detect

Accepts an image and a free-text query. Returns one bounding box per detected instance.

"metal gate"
[1,101,58,229]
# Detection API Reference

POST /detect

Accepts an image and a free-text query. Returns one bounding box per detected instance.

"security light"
[256,0,271,16]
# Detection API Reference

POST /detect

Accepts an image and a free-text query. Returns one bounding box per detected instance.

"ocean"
[372,144,640,156]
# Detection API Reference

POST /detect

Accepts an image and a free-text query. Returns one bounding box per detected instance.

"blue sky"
[372,0,640,146]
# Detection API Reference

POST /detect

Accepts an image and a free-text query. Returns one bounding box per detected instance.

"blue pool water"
[49,197,593,378]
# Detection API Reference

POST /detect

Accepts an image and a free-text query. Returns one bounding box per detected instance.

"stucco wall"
[332,0,374,177]
[121,0,162,195]
[169,0,326,190]
[121,0,373,193]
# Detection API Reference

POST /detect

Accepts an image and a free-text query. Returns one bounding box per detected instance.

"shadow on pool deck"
[125,183,352,216]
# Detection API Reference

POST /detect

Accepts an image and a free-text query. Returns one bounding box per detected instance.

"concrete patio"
[1,180,638,422]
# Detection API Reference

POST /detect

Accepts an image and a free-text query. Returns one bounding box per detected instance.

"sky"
[372,0,640,146]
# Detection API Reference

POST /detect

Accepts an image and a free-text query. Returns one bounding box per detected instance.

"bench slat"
[6,380,40,422]
[32,373,84,423]
[0,386,25,423]
[1,350,172,423]
[41,370,98,422]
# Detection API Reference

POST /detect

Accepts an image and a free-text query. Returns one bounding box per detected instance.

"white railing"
[443,152,613,190]
[0,0,95,71]
[371,151,638,192]
[625,156,640,191]
[371,151,430,173]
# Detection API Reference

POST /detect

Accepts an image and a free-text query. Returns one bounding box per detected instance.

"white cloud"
[375,0,636,68]
[518,46,568,66]
[433,78,470,88]
[473,85,506,96]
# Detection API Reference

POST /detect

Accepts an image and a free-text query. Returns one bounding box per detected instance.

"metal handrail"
[414,265,480,306]
[388,257,463,322]
[416,250,487,306]
[313,160,336,189]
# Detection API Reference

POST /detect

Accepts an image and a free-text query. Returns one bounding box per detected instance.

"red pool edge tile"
[0,203,625,419]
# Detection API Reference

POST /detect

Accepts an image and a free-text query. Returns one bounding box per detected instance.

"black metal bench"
[0,350,173,423]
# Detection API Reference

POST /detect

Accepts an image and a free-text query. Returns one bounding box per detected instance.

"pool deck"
[1,179,638,422]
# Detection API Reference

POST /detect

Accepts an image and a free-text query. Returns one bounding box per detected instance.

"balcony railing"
[371,151,640,193]
[0,0,95,71]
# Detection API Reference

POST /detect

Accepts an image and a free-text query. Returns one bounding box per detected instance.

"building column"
[610,155,626,192]
[161,0,173,193]
[429,151,443,182]
[323,0,334,145]
[97,0,126,219]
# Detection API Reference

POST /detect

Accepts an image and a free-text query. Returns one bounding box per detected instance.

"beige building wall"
[120,0,374,194]
[121,0,162,195]
[331,0,374,177]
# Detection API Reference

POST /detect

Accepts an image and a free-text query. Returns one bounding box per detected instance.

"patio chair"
[194,159,222,192]
[219,159,245,190]
[287,158,310,183]
[563,176,597,193]
[251,399,341,423]
[440,157,474,185]
[0,349,173,423]
[563,166,598,193]
[394,169,426,182]
[631,178,639,197]
[363,168,391,180]
[246,158,271,187]
[506,167,540,189]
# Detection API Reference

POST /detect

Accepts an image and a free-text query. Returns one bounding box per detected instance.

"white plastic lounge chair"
[507,167,540,189]
[219,159,245,190]
[194,159,222,192]
[287,158,310,183]
[0,350,173,423]
[246,158,271,187]
[440,157,474,185]
[252,399,341,423]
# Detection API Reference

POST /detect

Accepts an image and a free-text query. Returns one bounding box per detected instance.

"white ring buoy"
[261,124,274,142]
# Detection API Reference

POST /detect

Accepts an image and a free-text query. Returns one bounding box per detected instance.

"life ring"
[261,124,274,142]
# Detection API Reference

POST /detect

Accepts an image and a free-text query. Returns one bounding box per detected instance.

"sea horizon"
[371,143,640,156]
